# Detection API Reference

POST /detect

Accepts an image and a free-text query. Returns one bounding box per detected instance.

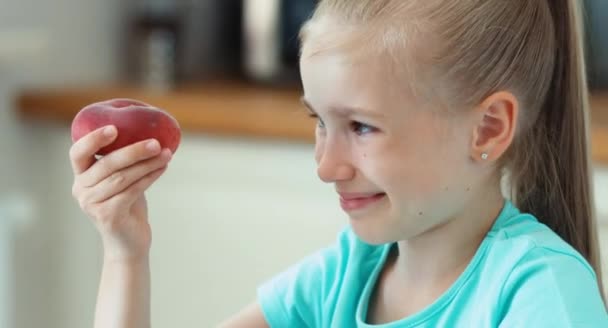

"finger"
[79,139,163,188]
[70,125,118,175]
[85,149,171,203]
[104,165,168,210]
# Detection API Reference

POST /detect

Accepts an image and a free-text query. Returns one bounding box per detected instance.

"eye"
[308,113,326,128]
[351,121,377,135]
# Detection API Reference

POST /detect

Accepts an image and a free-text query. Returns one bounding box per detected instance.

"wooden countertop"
[14,81,608,165]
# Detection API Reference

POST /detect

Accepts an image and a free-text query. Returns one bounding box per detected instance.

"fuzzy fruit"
[71,98,181,156]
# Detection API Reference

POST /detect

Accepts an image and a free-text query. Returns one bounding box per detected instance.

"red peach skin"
[71,98,181,155]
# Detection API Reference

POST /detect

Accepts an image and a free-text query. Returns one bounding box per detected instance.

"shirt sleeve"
[498,247,608,327]
[256,227,350,328]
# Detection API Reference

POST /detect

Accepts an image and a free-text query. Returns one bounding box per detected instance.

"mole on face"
[466,187,471,192]
[418,211,423,216]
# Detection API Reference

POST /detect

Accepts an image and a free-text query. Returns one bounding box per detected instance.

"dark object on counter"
[243,0,317,86]
[178,0,243,82]
[585,0,608,89]
[126,0,243,86]
[126,1,182,91]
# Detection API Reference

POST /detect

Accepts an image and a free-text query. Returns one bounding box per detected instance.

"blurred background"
[0,0,607,327]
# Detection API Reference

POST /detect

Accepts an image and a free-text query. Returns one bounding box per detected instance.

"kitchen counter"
[16,82,315,142]
[14,81,608,165]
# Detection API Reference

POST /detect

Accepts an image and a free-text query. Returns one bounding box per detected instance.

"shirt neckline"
[356,199,517,327]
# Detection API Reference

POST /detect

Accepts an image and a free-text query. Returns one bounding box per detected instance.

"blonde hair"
[301,0,604,295]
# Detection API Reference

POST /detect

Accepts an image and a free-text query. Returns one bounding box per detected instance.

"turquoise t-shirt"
[257,200,608,327]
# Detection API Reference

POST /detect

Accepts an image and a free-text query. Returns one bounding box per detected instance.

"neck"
[393,187,505,288]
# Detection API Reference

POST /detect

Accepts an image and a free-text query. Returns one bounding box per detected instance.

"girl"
[69,0,608,327]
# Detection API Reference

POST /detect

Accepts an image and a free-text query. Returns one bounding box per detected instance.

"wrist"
[102,251,150,267]
[101,238,151,264]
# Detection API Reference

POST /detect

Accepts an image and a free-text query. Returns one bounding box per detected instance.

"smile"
[338,192,387,212]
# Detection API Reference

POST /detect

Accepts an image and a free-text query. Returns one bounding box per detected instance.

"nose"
[315,137,355,183]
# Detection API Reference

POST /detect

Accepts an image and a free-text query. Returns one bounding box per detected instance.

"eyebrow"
[300,97,385,119]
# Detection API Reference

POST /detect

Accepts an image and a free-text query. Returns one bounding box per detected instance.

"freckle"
[466,187,471,192]
[363,153,367,158]
[419,212,423,216]
[445,186,449,191]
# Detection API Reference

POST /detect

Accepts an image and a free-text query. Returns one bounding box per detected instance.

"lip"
[338,192,386,212]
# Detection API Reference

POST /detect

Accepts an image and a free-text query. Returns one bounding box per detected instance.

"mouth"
[338,192,387,212]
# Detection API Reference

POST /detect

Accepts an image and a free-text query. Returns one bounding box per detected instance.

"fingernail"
[103,126,116,137]
[146,140,160,152]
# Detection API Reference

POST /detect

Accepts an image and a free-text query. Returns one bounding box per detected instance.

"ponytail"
[509,0,604,294]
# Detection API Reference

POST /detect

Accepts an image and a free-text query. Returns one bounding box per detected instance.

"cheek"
[407,133,472,210]
[376,123,460,197]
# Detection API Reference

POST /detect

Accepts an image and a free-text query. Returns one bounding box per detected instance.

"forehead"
[298,15,431,112]
[300,47,413,117]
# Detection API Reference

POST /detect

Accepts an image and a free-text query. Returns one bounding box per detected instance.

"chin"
[348,209,425,245]
[348,218,398,245]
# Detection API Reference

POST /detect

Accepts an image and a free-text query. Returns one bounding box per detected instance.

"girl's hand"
[69,125,172,261]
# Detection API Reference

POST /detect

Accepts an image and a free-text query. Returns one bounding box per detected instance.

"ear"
[470,91,518,162]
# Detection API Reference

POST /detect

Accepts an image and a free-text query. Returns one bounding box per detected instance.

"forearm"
[94,257,151,328]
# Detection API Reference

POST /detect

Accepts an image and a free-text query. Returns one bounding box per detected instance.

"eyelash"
[307,113,377,135]
[308,113,325,129]
[351,121,377,135]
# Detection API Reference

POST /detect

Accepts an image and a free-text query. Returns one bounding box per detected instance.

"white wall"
[1,53,73,328]
[595,166,608,222]
[0,0,125,327]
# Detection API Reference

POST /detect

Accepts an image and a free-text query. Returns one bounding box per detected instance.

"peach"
[71,98,181,156]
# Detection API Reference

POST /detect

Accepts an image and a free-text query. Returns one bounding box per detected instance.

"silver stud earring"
[481,153,489,160]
